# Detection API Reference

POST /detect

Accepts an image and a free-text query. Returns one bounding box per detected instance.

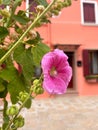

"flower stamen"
[50,66,58,77]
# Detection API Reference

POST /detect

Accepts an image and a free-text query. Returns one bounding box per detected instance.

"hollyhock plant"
[0,0,73,129]
[41,49,72,94]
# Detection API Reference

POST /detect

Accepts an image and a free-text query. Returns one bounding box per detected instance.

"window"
[89,51,98,74]
[81,0,98,25]
[82,50,98,78]
[26,0,37,17]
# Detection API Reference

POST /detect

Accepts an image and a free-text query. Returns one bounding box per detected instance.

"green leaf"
[13,10,29,24]
[13,44,35,84]
[24,97,32,109]
[15,24,23,34]
[37,0,48,7]
[8,76,27,103]
[0,83,5,92]
[2,0,11,5]
[0,88,7,98]
[31,42,50,66]
[2,116,10,130]
[14,0,22,5]
[0,26,9,39]
[26,32,42,45]
[0,49,6,58]
[0,65,28,103]
[0,78,8,98]
[0,65,18,81]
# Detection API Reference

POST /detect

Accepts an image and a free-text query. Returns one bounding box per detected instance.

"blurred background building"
[20,0,98,96]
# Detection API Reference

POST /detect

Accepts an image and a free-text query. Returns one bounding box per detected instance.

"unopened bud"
[19,91,29,103]
[0,9,10,17]
[36,5,45,13]
[29,30,37,39]
[52,10,60,16]
[57,2,63,10]
[33,79,39,85]
[6,105,18,116]
[13,115,24,128]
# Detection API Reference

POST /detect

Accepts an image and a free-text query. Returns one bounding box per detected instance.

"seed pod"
[52,10,60,16]
[56,2,63,10]
[33,79,39,86]
[29,30,37,39]
[36,5,45,13]
[19,91,29,103]
[6,105,18,116]
[13,115,24,128]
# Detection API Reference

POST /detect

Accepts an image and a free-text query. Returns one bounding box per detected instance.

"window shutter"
[29,0,37,12]
[83,3,95,23]
[82,50,90,76]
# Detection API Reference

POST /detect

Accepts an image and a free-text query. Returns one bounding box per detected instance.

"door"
[65,52,74,89]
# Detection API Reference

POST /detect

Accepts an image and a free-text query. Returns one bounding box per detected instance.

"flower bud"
[56,2,63,10]
[13,115,24,128]
[6,105,18,116]
[33,84,44,94]
[52,10,60,16]
[36,5,45,13]
[0,9,10,18]
[33,79,39,86]
[45,12,52,18]
[19,91,29,103]
[29,30,37,39]
[36,87,44,94]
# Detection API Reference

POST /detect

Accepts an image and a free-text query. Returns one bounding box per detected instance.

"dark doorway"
[65,52,74,89]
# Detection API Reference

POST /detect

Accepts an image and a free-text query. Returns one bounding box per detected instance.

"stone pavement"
[20,95,98,130]
[1,95,98,130]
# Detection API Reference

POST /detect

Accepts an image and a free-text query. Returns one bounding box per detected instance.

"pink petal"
[41,49,72,95]
[43,75,67,94]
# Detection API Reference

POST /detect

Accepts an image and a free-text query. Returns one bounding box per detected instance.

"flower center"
[50,67,58,77]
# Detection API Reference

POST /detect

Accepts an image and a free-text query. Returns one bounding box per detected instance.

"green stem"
[5,4,17,28]
[5,91,32,130]
[3,98,8,118]
[0,0,56,64]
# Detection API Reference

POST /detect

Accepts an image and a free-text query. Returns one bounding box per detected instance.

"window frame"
[26,0,29,17]
[81,0,98,26]
[82,49,98,79]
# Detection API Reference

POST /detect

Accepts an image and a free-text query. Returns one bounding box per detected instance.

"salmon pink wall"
[20,0,98,96]
[50,0,98,96]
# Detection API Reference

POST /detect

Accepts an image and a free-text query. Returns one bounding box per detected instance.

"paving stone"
[1,95,98,130]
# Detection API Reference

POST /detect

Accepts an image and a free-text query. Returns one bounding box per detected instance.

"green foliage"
[0,65,28,103]
[0,0,72,129]
[24,97,32,109]
[0,78,8,98]
[37,0,48,7]
[0,49,6,59]
[13,44,35,84]
[0,26,9,39]
[2,0,11,5]
[31,42,50,66]
[13,11,29,25]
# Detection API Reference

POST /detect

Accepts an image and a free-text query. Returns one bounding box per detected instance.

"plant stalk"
[0,0,56,64]
[4,92,32,130]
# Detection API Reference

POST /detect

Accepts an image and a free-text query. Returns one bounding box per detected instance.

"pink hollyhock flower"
[41,49,72,94]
